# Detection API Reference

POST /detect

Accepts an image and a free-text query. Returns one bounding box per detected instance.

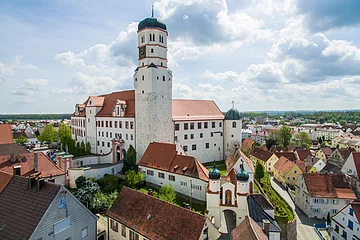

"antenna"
[151,3,154,18]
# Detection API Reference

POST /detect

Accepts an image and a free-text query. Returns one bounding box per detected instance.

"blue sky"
[1,0,360,114]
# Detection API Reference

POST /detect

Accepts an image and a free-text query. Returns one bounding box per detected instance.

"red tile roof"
[242,138,256,153]
[226,147,254,173]
[172,99,224,121]
[0,152,64,178]
[106,187,206,240]
[0,143,29,156]
[275,152,297,162]
[338,148,356,160]
[296,149,312,161]
[321,147,333,156]
[351,200,360,222]
[231,216,268,240]
[274,157,296,175]
[139,142,209,181]
[0,124,14,144]
[250,148,274,162]
[0,172,12,193]
[295,160,313,173]
[303,173,356,199]
[96,90,135,117]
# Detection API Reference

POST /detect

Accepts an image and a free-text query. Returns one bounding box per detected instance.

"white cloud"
[12,78,48,96]
[55,51,86,67]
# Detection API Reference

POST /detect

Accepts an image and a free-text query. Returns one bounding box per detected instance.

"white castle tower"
[224,101,242,157]
[134,11,174,161]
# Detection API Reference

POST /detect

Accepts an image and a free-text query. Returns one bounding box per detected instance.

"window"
[175,124,179,131]
[192,144,196,151]
[169,175,175,181]
[125,122,129,129]
[348,220,354,230]
[342,230,347,239]
[141,35,145,43]
[180,181,188,187]
[121,225,126,237]
[115,121,118,128]
[200,133,203,138]
[97,141,99,146]
[204,122,208,128]
[190,123,194,129]
[203,228,209,240]
[54,218,71,234]
[232,121,236,128]
[350,208,354,216]
[211,132,214,137]
[106,132,108,138]
[102,141,104,147]
[106,121,108,127]
[101,121,104,127]
[334,224,339,233]
[184,123,189,130]
[147,170,154,176]
[198,122,202,129]
[206,143,209,149]
[81,228,88,238]
[184,134,188,140]
[130,122,134,129]
[174,136,178,142]
[151,48,154,53]
[131,134,133,140]
[183,145,188,152]
[119,121,122,128]
[163,76,165,81]
[129,230,139,240]
[107,142,110,148]
[142,75,144,80]
[98,131,100,136]
[126,134,128,140]
[110,132,112,138]
[332,199,339,204]
[190,134,194,139]
[158,172,164,179]
[219,122,222,128]
[212,122,215,128]
[294,170,297,174]
[110,121,112,128]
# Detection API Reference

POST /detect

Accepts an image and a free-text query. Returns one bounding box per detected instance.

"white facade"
[139,165,208,201]
[331,203,360,240]
[175,120,224,163]
[224,119,242,157]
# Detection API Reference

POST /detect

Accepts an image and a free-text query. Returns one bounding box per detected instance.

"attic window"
[89,100,92,105]
[182,167,187,172]
[174,165,179,170]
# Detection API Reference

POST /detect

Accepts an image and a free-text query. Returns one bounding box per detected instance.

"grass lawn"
[204,161,228,176]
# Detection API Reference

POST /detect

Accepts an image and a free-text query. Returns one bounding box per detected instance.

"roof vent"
[147,214,151,220]
[174,165,179,170]
[182,167,187,172]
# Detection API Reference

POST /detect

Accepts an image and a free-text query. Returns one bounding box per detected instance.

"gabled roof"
[320,147,333,156]
[106,187,206,240]
[352,152,360,180]
[296,149,312,161]
[320,162,341,174]
[138,142,209,181]
[303,173,356,199]
[337,148,356,160]
[242,138,256,153]
[0,172,12,193]
[295,160,313,173]
[0,175,61,239]
[0,124,14,144]
[304,155,322,166]
[88,96,105,107]
[96,90,135,117]
[351,200,360,222]
[274,152,297,162]
[250,148,273,162]
[274,157,296,175]
[226,147,254,173]
[172,99,224,121]
[231,216,268,240]
[0,152,64,178]
[0,143,29,156]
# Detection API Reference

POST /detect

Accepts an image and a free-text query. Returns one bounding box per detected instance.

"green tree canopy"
[125,145,137,171]
[90,191,118,213]
[37,124,58,143]
[58,122,71,150]
[15,135,28,145]
[279,126,292,147]
[124,170,145,189]
[158,184,177,204]
[295,132,312,148]
[255,161,265,181]
[97,174,122,193]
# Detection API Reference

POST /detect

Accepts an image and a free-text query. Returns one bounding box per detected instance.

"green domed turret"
[225,107,241,120]
[236,160,249,181]
[209,161,221,180]
[138,17,167,31]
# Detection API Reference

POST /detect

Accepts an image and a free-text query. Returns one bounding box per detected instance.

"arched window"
[153,34,155,41]
[150,34,152,41]
[232,121,236,128]
[141,35,145,43]
[225,190,232,204]
[151,48,154,53]
[159,35,161,42]
[163,76,165,81]
[160,62,163,66]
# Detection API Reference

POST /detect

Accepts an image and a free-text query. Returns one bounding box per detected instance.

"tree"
[75,176,87,189]
[76,142,81,156]
[279,126,292,147]
[266,132,280,149]
[58,122,71,151]
[15,135,28,145]
[97,174,122,193]
[279,120,286,125]
[326,212,331,226]
[126,145,137,171]
[255,161,265,181]
[158,184,177,204]
[90,191,118,213]
[75,179,100,204]
[86,142,91,154]
[124,170,145,189]
[37,124,58,143]
[295,132,312,148]
[80,141,86,154]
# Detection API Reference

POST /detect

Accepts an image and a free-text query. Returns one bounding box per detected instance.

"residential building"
[304,155,326,172]
[331,200,360,240]
[315,147,334,162]
[320,162,342,174]
[250,148,279,174]
[274,152,297,162]
[70,15,243,164]
[328,148,356,167]
[0,142,29,156]
[295,149,312,161]
[106,186,220,240]
[138,142,209,201]
[273,156,302,187]
[242,138,256,155]
[295,173,356,219]
[338,137,360,152]
[251,131,267,145]
[341,152,360,197]
[13,130,38,145]
[0,172,97,240]
[295,160,317,174]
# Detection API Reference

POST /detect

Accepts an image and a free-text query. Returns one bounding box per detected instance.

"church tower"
[134,12,174,162]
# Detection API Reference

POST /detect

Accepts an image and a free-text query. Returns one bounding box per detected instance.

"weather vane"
[232,100,235,108]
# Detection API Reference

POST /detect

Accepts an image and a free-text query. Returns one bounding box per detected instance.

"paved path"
[270,178,324,240]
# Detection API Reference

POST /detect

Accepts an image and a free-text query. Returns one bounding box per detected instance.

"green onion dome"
[225,108,241,120]
[138,17,167,31]
[236,161,249,181]
[209,162,221,180]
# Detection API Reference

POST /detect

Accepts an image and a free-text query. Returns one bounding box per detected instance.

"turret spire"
[151,3,154,18]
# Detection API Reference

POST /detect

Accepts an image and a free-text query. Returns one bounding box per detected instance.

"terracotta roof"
[226,147,254,173]
[321,147,333,156]
[0,124,14,144]
[296,149,312,161]
[304,155,321,166]
[231,216,268,240]
[96,90,135,117]
[351,200,360,222]
[172,99,224,121]
[295,160,313,173]
[250,148,273,162]
[338,148,356,160]
[106,187,206,240]
[242,138,255,152]
[0,175,61,239]
[0,143,29,156]
[274,157,296,175]
[0,172,12,193]
[303,173,356,199]
[352,152,360,180]
[0,152,64,178]
[269,146,286,153]
[138,142,209,181]
[275,152,297,162]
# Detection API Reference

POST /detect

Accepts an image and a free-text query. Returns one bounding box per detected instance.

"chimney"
[37,178,45,192]
[15,154,21,162]
[28,176,37,190]
[34,153,39,172]
[263,219,270,237]
[10,153,15,163]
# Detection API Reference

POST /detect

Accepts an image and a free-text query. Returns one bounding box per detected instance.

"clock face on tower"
[139,46,146,59]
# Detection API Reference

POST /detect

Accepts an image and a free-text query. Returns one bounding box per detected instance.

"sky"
[1,0,360,114]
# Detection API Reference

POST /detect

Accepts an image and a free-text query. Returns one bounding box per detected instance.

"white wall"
[224,119,242,158]
[331,204,360,240]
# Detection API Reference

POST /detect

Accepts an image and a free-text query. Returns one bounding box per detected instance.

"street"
[270,178,324,240]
